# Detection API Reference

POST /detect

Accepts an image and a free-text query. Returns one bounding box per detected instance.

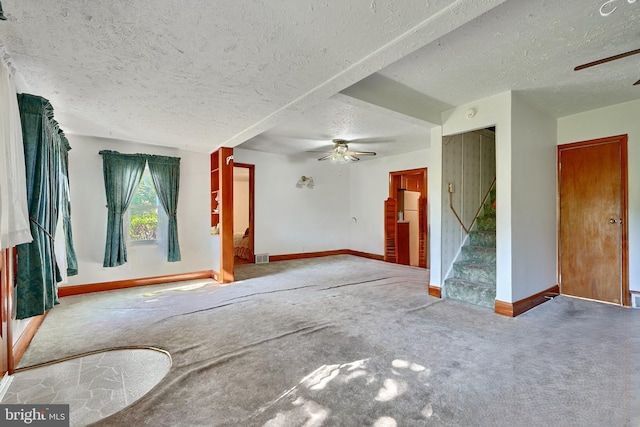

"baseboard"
[630,290,640,308]
[58,270,215,297]
[428,285,441,298]
[12,314,46,370]
[344,250,385,261]
[269,249,384,263]
[269,250,345,262]
[495,285,560,317]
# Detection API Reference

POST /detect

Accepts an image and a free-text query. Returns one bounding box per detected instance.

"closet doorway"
[558,135,628,305]
[233,163,255,264]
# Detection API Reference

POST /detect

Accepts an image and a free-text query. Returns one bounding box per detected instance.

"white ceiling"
[0,0,638,157]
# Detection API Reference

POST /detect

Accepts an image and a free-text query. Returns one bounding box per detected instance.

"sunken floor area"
[8,255,640,426]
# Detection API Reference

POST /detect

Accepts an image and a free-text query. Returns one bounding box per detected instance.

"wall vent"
[255,254,269,264]
[632,293,640,309]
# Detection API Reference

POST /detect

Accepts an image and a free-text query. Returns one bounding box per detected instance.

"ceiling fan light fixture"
[329,153,349,164]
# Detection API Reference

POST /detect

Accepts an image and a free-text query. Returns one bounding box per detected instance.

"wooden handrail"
[449,177,496,234]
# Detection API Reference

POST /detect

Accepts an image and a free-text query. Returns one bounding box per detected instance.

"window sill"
[130,240,159,246]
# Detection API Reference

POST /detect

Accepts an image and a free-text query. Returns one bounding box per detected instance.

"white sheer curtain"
[0,45,32,249]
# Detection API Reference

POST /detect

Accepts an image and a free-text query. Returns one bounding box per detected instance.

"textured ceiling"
[0,0,638,156]
[0,0,505,153]
[238,96,432,160]
[378,0,640,117]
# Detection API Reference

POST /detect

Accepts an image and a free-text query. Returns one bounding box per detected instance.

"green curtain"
[147,155,181,262]
[59,132,78,276]
[100,150,146,267]
[15,94,62,319]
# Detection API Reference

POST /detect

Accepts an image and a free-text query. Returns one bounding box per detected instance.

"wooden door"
[558,135,628,305]
[1,248,15,375]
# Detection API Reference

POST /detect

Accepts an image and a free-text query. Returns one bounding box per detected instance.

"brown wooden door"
[558,135,628,305]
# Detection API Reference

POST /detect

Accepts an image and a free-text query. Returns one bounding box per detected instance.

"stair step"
[453,261,496,284]
[477,215,496,231]
[469,230,496,248]
[483,203,496,216]
[444,278,496,309]
[461,246,496,264]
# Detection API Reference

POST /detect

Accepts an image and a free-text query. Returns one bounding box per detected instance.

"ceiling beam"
[219,0,509,149]
[338,74,449,126]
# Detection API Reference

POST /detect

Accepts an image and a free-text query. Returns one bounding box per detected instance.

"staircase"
[444,188,496,309]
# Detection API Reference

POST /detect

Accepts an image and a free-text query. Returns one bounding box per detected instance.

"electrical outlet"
[448,183,455,193]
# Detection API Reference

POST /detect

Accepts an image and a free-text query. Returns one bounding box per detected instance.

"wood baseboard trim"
[269,250,347,262]
[269,249,384,263]
[12,314,46,370]
[495,285,560,317]
[58,270,215,298]
[344,250,385,261]
[428,285,441,298]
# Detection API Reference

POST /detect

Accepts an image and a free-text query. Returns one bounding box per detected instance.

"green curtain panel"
[147,155,181,262]
[16,94,62,319]
[59,132,78,276]
[100,150,146,267]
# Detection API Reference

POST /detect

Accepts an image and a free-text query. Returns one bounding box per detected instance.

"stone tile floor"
[1,348,171,427]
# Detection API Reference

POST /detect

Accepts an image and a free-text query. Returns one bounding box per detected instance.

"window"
[128,166,160,243]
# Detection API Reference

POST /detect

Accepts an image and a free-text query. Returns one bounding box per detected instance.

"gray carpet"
[18,255,640,426]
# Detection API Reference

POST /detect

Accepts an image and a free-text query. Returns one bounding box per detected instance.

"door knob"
[609,218,617,224]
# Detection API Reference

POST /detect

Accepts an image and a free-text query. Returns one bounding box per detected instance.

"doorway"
[558,135,629,305]
[233,163,255,265]
[385,168,428,268]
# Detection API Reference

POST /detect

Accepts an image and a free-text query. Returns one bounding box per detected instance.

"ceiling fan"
[574,48,640,86]
[317,139,377,164]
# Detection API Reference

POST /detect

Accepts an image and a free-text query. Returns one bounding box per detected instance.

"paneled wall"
[441,129,496,278]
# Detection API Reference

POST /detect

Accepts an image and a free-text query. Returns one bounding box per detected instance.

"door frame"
[233,163,255,264]
[557,134,629,306]
[387,167,428,268]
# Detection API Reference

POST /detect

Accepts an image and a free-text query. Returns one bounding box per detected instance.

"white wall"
[429,127,443,288]
[233,148,350,255]
[64,135,213,285]
[439,92,512,299]
[438,91,557,302]
[510,94,557,301]
[558,98,640,292]
[348,149,430,256]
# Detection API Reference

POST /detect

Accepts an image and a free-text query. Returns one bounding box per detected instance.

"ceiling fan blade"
[346,155,360,161]
[574,48,640,71]
[634,79,640,86]
[348,137,394,145]
[348,151,376,156]
[317,154,332,161]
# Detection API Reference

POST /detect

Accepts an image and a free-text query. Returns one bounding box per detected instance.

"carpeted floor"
[17,255,640,426]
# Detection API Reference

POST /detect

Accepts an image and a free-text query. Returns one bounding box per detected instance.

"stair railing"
[449,177,496,234]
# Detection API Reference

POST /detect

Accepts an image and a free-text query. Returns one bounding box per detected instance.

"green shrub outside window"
[129,168,159,241]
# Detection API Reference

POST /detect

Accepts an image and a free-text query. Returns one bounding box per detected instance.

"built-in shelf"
[210,147,234,284]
